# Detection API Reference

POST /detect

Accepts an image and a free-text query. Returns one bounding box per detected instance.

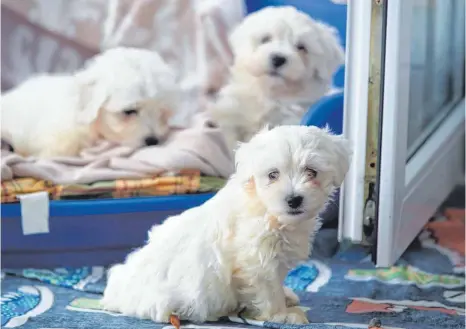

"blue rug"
[1,209,464,329]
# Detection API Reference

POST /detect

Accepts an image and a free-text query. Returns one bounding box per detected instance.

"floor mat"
[1,208,464,329]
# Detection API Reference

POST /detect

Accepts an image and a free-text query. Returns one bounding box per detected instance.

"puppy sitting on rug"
[208,6,345,152]
[1,47,177,158]
[102,125,352,324]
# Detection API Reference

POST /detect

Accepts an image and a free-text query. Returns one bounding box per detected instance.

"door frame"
[340,0,465,267]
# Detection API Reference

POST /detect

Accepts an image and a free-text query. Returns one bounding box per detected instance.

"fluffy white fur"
[208,6,345,152]
[102,125,352,324]
[1,47,177,158]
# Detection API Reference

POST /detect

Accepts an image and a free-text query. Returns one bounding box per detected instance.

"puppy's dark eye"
[260,35,272,44]
[305,167,317,178]
[123,108,139,116]
[268,170,280,181]
[296,42,308,53]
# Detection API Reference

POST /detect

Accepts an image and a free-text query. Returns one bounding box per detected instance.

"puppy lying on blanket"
[102,125,351,324]
[208,6,345,152]
[1,47,177,158]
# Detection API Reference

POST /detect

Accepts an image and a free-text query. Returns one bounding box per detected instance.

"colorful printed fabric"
[1,208,464,329]
[6,267,105,293]
[0,285,54,328]
[419,208,465,273]
[1,171,226,203]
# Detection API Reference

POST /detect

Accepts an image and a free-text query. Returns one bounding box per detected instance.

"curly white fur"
[208,6,345,152]
[1,47,178,158]
[101,125,352,324]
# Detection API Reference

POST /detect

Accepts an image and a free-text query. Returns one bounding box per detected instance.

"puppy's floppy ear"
[75,74,109,124]
[329,134,352,187]
[228,19,251,57]
[160,107,173,124]
[228,27,243,56]
[234,141,251,182]
[312,22,345,82]
[234,125,269,183]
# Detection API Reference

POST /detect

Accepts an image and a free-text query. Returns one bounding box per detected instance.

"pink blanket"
[1,114,234,184]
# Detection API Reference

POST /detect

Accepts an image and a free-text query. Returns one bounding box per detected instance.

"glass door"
[340,0,465,267]
[376,0,465,266]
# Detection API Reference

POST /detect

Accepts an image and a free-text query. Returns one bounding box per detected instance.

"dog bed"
[1,0,347,269]
[0,113,234,268]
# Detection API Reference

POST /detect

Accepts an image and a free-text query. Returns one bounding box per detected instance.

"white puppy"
[102,125,351,324]
[208,6,344,152]
[1,47,177,158]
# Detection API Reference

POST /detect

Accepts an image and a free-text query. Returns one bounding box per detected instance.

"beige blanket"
[1,114,234,184]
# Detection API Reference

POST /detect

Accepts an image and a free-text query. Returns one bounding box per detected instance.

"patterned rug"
[1,208,464,329]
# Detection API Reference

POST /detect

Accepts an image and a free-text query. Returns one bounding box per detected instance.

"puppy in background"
[208,6,344,151]
[1,47,177,158]
[102,125,352,324]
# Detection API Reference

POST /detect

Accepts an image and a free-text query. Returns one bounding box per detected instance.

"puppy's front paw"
[283,286,300,307]
[269,307,309,324]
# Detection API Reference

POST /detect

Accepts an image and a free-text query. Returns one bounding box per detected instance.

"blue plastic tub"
[300,92,344,134]
[1,194,215,268]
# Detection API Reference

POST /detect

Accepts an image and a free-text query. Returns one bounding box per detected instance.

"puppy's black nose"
[286,195,303,209]
[144,136,159,146]
[271,54,287,68]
